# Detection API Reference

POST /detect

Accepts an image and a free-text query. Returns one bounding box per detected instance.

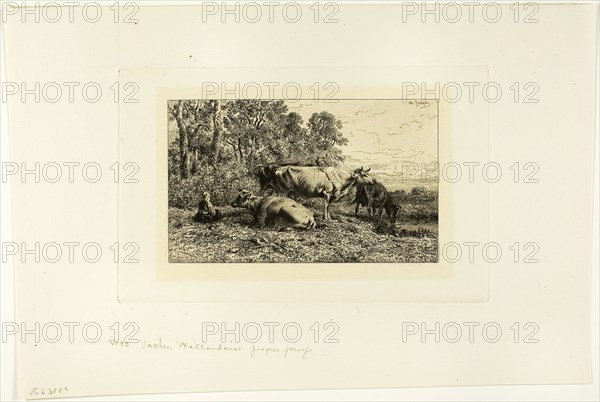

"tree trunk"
[238,138,244,162]
[190,149,199,175]
[174,100,190,179]
[210,100,223,167]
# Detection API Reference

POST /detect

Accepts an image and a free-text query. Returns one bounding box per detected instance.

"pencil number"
[30,386,69,396]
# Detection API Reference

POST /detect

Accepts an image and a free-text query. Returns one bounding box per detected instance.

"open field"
[168,202,438,264]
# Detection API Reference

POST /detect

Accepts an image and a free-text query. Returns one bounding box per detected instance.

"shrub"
[168,166,259,210]
[389,186,438,223]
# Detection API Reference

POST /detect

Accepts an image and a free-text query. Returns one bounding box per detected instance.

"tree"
[209,100,223,167]
[222,100,293,168]
[306,111,348,166]
[170,101,190,178]
[410,186,430,202]
[168,100,213,178]
[168,100,350,185]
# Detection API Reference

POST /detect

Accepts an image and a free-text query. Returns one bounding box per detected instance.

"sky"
[288,99,439,190]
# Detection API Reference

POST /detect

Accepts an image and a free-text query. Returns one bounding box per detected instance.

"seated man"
[194,191,222,222]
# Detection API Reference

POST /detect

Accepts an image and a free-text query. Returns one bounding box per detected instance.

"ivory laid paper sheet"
[2,2,597,400]
[117,66,489,303]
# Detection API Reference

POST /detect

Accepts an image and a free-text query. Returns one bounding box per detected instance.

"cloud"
[288,102,313,110]
[404,150,425,159]
[349,129,382,143]
[388,120,423,135]
[338,114,357,124]
[354,107,389,118]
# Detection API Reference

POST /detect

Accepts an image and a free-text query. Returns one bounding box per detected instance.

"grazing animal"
[194,191,222,222]
[254,164,375,220]
[231,190,316,229]
[354,181,400,223]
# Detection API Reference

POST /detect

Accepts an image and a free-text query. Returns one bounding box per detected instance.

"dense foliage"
[168,99,348,208]
[389,186,439,222]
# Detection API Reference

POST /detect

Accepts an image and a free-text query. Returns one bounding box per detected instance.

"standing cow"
[354,181,400,223]
[254,164,375,220]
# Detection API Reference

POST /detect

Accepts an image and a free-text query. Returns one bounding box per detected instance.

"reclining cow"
[354,181,400,223]
[254,164,375,220]
[231,190,316,230]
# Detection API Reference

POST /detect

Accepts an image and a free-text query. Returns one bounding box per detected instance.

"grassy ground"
[168,201,438,263]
